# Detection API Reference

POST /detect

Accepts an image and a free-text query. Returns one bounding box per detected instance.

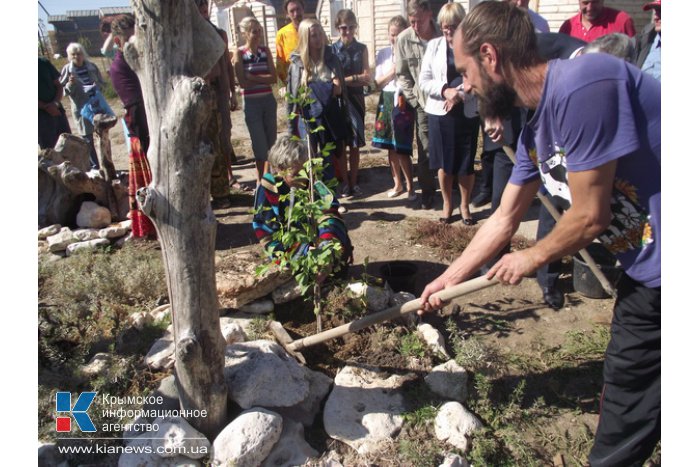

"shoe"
[351,185,362,196]
[211,197,231,210]
[407,191,417,201]
[387,189,405,198]
[421,195,434,210]
[542,287,565,310]
[438,217,453,225]
[462,218,477,226]
[470,192,491,208]
[340,185,350,198]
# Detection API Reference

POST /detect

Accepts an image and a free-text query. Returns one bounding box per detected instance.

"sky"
[38,0,131,30]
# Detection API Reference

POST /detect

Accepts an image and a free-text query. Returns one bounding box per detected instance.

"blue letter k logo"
[56,392,97,432]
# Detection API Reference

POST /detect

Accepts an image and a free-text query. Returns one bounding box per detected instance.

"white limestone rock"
[150,304,172,323]
[434,401,483,451]
[80,352,113,377]
[261,418,318,467]
[99,225,129,239]
[425,360,469,401]
[345,282,392,312]
[118,435,201,467]
[272,366,333,427]
[223,340,309,409]
[38,224,62,240]
[47,227,76,252]
[271,280,302,304]
[151,417,210,459]
[417,323,450,359]
[211,408,283,467]
[145,334,175,371]
[323,365,412,454]
[66,238,111,256]
[220,319,247,345]
[119,219,133,230]
[76,201,112,229]
[73,228,100,241]
[129,310,155,331]
[439,453,468,467]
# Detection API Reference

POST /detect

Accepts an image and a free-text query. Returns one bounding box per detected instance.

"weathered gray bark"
[93,114,119,218]
[126,0,228,438]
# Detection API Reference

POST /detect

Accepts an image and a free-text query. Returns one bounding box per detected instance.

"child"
[252,135,353,277]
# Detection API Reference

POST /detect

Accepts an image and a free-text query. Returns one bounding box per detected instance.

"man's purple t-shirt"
[509,53,661,288]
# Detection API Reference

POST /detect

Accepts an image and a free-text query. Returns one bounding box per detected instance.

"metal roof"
[100,6,133,15]
[47,15,69,22]
[65,9,99,17]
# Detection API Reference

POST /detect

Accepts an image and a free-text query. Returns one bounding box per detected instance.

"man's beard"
[477,64,518,121]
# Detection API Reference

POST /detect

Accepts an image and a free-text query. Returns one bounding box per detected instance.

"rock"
[144,375,181,413]
[120,219,133,230]
[66,238,111,256]
[38,442,69,467]
[345,281,392,312]
[73,228,100,241]
[271,280,302,304]
[51,133,92,172]
[316,451,344,467]
[439,453,468,467]
[129,310,155,331]
[151,417,211,459]
[150,304,172,323]
[47,227,76,252]
[262,418,318,467]
[145,334,175,371]
[99,225,129,239]
[434,401,483,451]
[76,201,111,229]
[38,224,61,240]
[79,352,113,376]
[223,340,309,409]
[119,435,201,467]
[211,408,283,467]
[220,319,247,345]
[239,298,274,314]
[417,323,450,359]
[425,360,469,401]
[272,366,333,427]
[216,249,292,309]
[324,365,412,454]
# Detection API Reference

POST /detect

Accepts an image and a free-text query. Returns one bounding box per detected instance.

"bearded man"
[419,3,660,466]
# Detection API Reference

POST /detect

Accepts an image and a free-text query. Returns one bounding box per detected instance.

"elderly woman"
[287,18,349,206]
[252,134,352,274]
[418,2,480,225]
[234,16,278,184]
[60,42,111,170]
[371,15,415,201]
[331,9,370,198]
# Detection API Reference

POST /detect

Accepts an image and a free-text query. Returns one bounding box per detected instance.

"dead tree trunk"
[125,0,228,439]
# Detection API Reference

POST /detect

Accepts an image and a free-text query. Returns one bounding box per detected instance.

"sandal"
[387,189,405,198]
[462,218,477,226]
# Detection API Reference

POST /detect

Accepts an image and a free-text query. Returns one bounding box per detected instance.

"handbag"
[80,90,115,124]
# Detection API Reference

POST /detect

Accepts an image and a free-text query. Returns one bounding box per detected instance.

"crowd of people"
[38,1,661,464]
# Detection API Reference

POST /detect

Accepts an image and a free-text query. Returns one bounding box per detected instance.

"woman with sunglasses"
[418,2,480,225]
[331,9,370,198]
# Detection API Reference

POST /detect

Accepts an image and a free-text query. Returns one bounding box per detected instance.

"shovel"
[270,275,499,363]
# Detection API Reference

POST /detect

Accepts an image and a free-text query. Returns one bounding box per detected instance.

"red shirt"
[558,7,636,43]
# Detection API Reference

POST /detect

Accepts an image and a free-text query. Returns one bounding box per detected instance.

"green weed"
[398,332,426,358]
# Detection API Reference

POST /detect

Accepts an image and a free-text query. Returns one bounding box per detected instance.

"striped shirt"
[239,46,273,98]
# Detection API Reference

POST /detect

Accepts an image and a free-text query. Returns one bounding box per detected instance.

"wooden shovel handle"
[289,275,498,351]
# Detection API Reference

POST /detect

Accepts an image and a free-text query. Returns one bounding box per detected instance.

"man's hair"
[335,9,357,30]
[437,2,466,28]
[111,14,135,38]
[268,135,308,171]
[459,1,543,70]
[407,0,431,17]
[284,0,305,13]
[582,33,636,62]
[388,15,409,31]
